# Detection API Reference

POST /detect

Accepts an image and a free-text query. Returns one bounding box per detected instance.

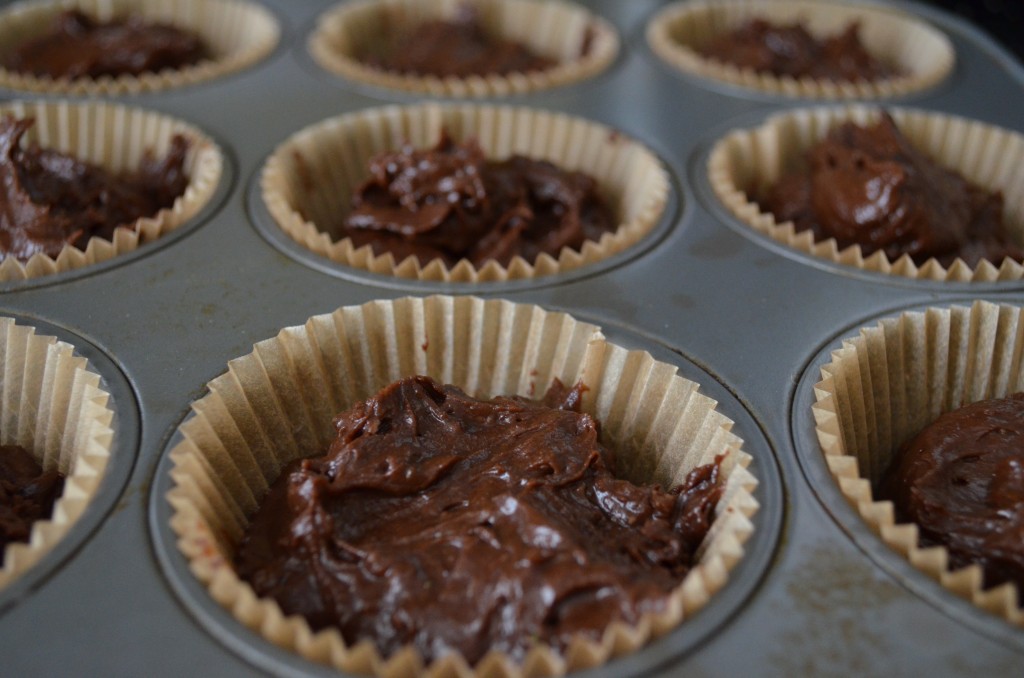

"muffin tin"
[1,0,1023,675]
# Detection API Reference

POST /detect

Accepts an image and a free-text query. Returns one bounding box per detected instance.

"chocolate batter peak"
[699,19,897,82]
[883,394,1024,600]
[362,12,555,78]
[236,376,723,664]
[762,113,1021,267]
[0,115,191,262]
[340,132,615,268]
[0,444,64,565]
[6,10,209,80]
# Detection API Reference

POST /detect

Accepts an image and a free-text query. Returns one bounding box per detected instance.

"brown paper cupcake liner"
[308,0,618,98]
[647,0,953,99]
[167,295,759,677]
[0,0,279,95]
[813,300,1024,625]
[708,106,1024,282]
[0,100,223,282]
[0,317,115,588]
[261,103,668,283]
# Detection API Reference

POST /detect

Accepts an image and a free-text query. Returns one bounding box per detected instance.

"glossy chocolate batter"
[5,10,209,80]
[699,19,896,82]
[0,115,191,262]
[236,376,723,664]
[362,13,555,78]
[883,394,1024,599]
[763,113,1021,267]
[0,444,63,565]
[339,133,615,268]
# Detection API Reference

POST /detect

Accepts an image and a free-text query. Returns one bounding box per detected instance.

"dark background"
[922,0,1023,62]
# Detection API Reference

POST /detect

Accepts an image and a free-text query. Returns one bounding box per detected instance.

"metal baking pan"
[1,0,1023,674]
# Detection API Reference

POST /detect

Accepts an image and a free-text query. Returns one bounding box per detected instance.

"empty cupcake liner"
[167,295,759,677]
[0,0,279,95]
[0,99,223,282]
[813,300,1024,625]
[0,317,115,589]
[707,106,1024,282]
[647,0,953,99]
[261,103,669,283]
[308,0,618,98]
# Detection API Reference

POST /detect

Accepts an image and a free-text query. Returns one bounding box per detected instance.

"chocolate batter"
[0,444,64,565]
[362,13,555,78]
[763,113,1021,267]
[883,394,1024,599]
[699,19,896,82]
[339,133,615,268]
[5,10,209,80]
[236,376,723,664]
[0,115,191,262]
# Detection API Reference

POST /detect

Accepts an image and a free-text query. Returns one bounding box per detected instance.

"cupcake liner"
[647,0,953,99]
[707,106,1024,282]
[0,99,223,282]
[0,0,279,95]
[167,295,759,677]
[0,316,114,588]
[308,0,618,98]
[261,103,669,283]
[813,300,1024,625]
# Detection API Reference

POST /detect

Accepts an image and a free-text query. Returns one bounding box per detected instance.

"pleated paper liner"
[647,0,953,99]
[308,0,618,98]
[0,100,223,282]
[261,104,668,283]
[813,300,1024,626]
[0,317,114,589]
[167,296,759,677]
[707,106,1024,282]
[0,0,279,95]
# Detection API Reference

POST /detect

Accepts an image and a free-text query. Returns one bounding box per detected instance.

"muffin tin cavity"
[699,105,1024,285]
[647,0,954,99]
[0,0,280,95]
[0,100,229,288]
[0,313,138,616]
[151,296,781,678]
[793,300,1024,652]
[254,103,675,288]
[308,0,619,98]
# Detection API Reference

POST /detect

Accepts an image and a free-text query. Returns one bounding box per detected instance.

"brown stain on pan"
[769,543,901,677]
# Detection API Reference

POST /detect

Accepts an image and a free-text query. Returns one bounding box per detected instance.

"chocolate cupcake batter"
[698,19,896,82]
[5,10,209,80]
[339,133,615,268]
[362,12,555,78]
[236,376,724,664]
[883,394,1024,599]
[763,113,1021,267]
[0,444,64,565]
[0,115,191,262]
